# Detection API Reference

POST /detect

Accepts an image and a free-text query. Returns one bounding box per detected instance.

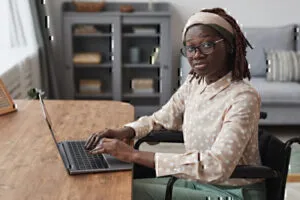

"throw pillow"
[265,50,300,82]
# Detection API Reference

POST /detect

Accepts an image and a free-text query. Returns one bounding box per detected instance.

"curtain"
[9,0,27,47]
[1,0,59,99]
[28,0,60,98]
[0,0,10,68]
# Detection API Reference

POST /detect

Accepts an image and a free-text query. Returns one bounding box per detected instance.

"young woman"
[84,8,266,200]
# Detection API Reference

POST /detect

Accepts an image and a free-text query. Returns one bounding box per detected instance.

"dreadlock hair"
[188,8,253,83]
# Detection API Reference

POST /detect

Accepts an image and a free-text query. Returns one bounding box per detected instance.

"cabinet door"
[121,16,171,118]
[63,16,121,100]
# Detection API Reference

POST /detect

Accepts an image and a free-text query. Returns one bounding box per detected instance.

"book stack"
[131,78,154,93]
[79,79,102,94]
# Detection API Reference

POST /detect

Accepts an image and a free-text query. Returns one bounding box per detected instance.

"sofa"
[244,25,300,125]
[180,25,300,125]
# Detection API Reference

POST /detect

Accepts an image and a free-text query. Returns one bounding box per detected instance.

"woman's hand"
[85,127,155,168]
[84,127,135,151]
[89,138,136,163]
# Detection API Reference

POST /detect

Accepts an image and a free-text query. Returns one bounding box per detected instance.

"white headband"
[182,12,234,41]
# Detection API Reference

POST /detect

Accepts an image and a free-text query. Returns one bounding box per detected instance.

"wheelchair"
[133,112,300,200]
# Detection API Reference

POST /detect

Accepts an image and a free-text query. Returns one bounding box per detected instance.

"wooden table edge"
[287,173,300,182]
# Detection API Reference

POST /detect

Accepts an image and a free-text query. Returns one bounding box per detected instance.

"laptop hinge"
[58,142,73,170]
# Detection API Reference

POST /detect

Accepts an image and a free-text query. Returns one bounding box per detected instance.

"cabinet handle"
[163,65,169,69]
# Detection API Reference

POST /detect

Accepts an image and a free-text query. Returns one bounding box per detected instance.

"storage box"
[73,52,102,64]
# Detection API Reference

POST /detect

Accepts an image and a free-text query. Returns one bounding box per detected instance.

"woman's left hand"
[89,138,136,163]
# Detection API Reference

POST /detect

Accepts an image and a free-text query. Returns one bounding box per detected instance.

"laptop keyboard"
[68,141,109,170]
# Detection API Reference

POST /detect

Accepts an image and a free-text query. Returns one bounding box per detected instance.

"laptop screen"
[38,93,59,146]
[39,93,53,129]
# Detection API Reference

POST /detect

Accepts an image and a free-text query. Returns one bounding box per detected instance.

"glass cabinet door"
[120,17,171,118]
[63,16,120,100]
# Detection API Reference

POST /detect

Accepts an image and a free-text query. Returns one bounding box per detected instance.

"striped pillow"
[266,50,300,82]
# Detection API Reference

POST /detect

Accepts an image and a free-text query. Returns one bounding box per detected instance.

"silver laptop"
[38,94,132,175]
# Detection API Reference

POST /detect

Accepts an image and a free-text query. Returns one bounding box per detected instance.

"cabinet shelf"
[123,33,160,37]
[63,2,171,118]
[73,33,112,37]
[74,63,112,68]
[124,63,160,68]
[123,92,160,98]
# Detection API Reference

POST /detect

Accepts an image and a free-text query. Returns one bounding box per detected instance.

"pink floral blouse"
[125,72,263,186]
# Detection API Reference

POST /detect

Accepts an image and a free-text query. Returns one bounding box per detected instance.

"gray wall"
[46,0,300,96]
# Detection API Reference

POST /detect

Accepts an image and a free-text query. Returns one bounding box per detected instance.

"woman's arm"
[124,75,191,139]
[152,89,261,183]
[86,76,191,150]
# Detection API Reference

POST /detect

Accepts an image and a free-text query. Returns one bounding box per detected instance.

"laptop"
[38,93,132,175]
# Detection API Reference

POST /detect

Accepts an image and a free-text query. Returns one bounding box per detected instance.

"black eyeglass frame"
[180,38,224,57]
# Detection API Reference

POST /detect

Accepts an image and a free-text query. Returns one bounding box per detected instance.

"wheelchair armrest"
[231,165,280,179]
[135,112,267,150]
[134,130,184,150]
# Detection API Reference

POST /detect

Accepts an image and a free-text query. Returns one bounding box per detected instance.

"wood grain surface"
[0,100,134,200]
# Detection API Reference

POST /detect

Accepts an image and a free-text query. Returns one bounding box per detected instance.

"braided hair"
[188,8,253,82]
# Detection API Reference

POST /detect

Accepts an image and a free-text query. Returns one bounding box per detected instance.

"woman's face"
[184,24,230,78]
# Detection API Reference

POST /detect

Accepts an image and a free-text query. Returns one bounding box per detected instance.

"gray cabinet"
[62,2,172,118]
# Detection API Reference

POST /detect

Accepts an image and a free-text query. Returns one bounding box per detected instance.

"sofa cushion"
[265,50,300,82]
[250,77,300,104]
[243,25,296,77]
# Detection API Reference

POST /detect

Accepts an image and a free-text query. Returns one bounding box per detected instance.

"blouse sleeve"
[154,89,261,184]
[124,76,191,139]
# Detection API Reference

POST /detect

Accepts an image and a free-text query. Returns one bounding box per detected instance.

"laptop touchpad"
[104,154,132,167]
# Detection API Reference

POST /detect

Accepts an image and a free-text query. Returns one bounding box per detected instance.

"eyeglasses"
[180,39,224,57]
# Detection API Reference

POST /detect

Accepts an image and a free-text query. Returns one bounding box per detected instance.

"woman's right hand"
[84,126,135,151]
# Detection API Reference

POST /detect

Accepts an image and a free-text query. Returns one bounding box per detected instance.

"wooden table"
[0,100,134,200]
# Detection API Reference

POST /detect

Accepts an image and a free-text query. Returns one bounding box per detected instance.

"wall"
[47,0,300,96]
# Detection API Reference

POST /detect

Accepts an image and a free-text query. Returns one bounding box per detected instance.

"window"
[0,0,38,76]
